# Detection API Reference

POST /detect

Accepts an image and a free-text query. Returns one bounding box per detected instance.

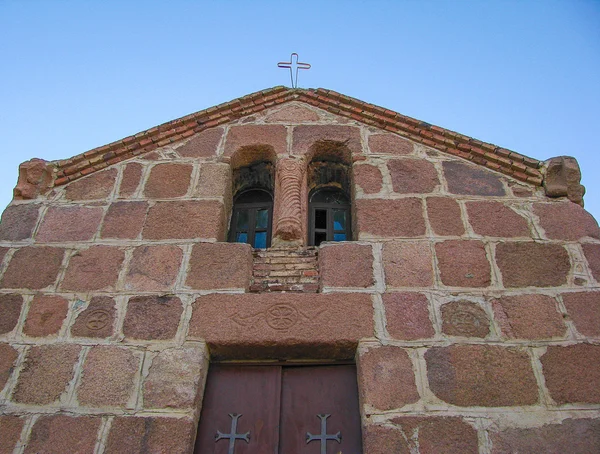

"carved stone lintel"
[273,157,305,243]
[13,158,55,200]
[543,156,585,206]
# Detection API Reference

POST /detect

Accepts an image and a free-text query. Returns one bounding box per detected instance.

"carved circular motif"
[449,310,481,335]
[85,310,110,331]
[266,304,298,330]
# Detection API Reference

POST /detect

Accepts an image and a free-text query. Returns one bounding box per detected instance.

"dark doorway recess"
[194,364,363,453]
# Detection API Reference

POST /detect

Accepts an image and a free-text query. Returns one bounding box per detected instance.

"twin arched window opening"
[228,189,273,249]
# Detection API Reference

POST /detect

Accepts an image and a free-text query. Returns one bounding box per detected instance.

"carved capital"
[13,158,56,200]
[543,156,585,206]
[273,157,305,243]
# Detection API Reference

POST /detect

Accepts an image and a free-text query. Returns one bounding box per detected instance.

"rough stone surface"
[356,198,426,238]
[106,416,196,454]
[534,201,600,240]
[0,294,23,335]
[426,197,465,236]
[25,415,100,454]
[562,291,600,337]
[189,293,373,359]
[426,345,538,406]
[354,163,383,194]
[0,415,24,454]
[225,125,288,157]
[436,240,491,287]
[196,162,231,198]
[265,104,320,122]
[125,244,182,291]
[0,343,19,392]
[13,158,54,200]
[123,296,183,340]
[64,168,117,200]
[118,162,143,197]
[293,125,362,157]
[320,243,374,288]
[368,133,414,155]
[582,243,600,282]
[144,163,193,198]
[143,200,225,240]
[496,242,570,287]
[0,203,40,241]
[36,206,103,242]
[186,242,253,290]
[384,292,434,339]
[13,344,81,404]
[387,159,440,193]
[100,201,148,239]
[541,343,600,404]
[383,241,433,287]
[492,294,566,339]
[0,247,8,264]
[466,201,531,237]
[363,425,410,454]
[1,247,64,290]
[61,246,125,291]
[78,346,139,407]
[443,161,506,196]
[441,300,490,338]
[23,294,68,337]
[143,346,205,409]
[177,127,223,158]
[490,418,600,454]
[71,296,116,338]
[358,346,419,411]
[543,155,585,205]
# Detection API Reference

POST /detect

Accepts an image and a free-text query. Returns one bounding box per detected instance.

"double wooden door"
[194,364,362,454]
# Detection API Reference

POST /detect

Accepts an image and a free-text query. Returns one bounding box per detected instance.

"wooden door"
[194,365,362,454]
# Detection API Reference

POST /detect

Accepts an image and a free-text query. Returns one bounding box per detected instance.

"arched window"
[229,189,273,249]
[309,187,351,246]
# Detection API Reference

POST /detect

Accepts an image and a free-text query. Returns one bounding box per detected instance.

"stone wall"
[0,101,599,453]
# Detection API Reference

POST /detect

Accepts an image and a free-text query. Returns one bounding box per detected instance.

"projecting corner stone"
[13,158,55,200]
[543,156,585,206]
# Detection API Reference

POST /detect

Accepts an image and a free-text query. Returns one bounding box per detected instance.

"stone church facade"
[0,86,599,452]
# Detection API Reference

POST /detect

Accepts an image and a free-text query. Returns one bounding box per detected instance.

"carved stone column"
[272,157,306,246]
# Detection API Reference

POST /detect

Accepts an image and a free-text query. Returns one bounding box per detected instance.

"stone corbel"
[543,156,585,206]
[13,158,56,200]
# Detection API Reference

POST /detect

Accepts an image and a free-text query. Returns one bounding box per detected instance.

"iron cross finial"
[278,53,311,88]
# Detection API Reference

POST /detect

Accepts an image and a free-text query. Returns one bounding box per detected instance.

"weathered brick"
[195,162,231,199]
[368,133,414,155]
[61,246,124,291]
[383,241,433,287]
[443,161,505,196]
[0,203,40,241]
[189,293,373,359]
[225,124,288,157]
[143,200,225,240]
[143,346,205,409]
[25,415,100,454]
[106,416,196,454]
[23,294,68,337]
[357,346,419,411]
[125,244,182,291]
[492,294,566,339]
[441,300,490,338]
[100,201,147,239]
[64,168,117,200]
[541,343,600,404]
[435,240,491,287]
[71,296,116,338]
[118,162,143,197]
[534,201,600,240]
[13,344,81,404]
[144,163,193,198]
[383,292,434,339]
[320,243,374,288]
[496,242,570,287]
[490,418,600,454]
[354,163,383,194]
[36,206,103,242]
[123,296,183,340]
[265,104,320,122]
[0,415,25,454]
[466,201,531,237]
[426,345,538,406]
[0,343,19,392]
[387,159,439,193]
[78,346,139,407]
[177,127,223,157]
[583,243,600,282]
[186,242,252,290]
[356,198,426,238]
[562,291,600,337]
[1,247,64,289]
[292,125,362,156]
[0,294,23,335]
[426,197,464,236]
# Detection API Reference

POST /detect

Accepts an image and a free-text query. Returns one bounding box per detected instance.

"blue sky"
[1,1,599,221]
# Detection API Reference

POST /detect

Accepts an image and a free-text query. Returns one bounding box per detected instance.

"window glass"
[229,189,273,249]
[256,209,269,229]
[309,188,351,246]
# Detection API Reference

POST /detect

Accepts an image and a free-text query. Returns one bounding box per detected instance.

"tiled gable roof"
[54,86,543,186]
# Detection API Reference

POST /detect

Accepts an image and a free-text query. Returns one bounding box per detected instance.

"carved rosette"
[274,157,305,242]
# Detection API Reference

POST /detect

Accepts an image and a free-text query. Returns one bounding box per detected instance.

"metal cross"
[277,53,311,88]
[306,414,342,454]
[215,413,250,454]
